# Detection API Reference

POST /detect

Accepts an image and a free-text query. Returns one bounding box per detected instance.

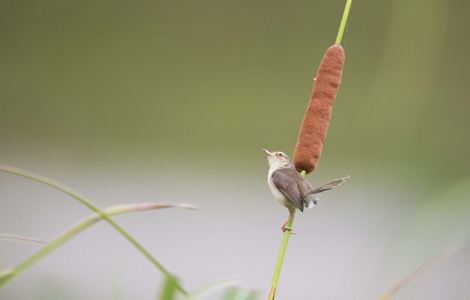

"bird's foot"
[281,221,288,232]
[281,225,296,234]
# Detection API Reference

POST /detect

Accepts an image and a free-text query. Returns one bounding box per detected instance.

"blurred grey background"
[1,0,469,299]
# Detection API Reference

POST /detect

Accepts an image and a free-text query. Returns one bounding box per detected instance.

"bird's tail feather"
[307,175,351,195]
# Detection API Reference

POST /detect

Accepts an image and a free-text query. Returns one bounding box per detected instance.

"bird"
[262,148,350,232]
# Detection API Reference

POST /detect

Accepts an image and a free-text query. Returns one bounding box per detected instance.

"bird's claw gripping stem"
[281,225,297,235]
[281,225,292,233]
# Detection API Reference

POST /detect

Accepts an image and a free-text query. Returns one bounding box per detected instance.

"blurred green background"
[1,0,468,178]
[1,0,469,299]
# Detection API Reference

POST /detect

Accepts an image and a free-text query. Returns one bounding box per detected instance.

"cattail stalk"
[268,207,296,300]
[268,1,352,299]
[336,0,353,45]
[293,0,351,174]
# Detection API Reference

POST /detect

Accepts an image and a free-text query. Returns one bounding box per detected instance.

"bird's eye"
[277,152,284,158]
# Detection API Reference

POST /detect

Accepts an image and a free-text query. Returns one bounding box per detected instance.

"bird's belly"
[267,176,291,208]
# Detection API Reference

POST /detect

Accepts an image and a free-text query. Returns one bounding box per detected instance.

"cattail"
[293,44,345,173]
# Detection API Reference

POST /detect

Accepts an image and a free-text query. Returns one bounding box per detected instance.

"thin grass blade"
[0,202,196,288]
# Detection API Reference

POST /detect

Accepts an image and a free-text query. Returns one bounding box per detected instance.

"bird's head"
[262,149,292,170]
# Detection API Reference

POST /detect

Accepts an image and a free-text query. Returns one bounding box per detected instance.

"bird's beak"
[261,148,273,156]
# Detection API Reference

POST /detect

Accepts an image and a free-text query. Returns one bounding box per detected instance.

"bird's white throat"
[267,157,288,177]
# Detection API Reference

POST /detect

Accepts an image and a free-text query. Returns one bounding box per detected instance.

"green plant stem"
[268,211,295,300]
[0,202,196,288]
[267,170,306,300]
[335,0,353,44]
[0,164,188,295]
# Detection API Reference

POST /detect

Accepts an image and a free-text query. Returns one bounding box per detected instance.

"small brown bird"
[262,149,349,232]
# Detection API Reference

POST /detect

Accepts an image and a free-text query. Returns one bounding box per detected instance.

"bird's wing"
[297,175,314,196]
[307,175,351,195]
[272,168,305,211]
[277,168,313,195]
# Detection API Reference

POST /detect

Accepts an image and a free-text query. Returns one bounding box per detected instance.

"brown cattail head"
[293,44,345,173]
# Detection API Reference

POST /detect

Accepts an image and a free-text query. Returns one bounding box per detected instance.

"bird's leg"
[281,209,295,233]
[281,220,290,232]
